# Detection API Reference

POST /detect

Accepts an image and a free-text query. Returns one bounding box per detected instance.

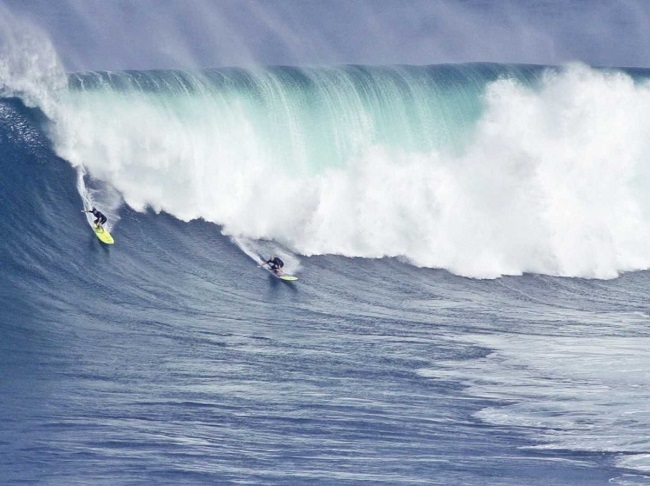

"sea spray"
[0,5,66,118]
[51,63,650,278]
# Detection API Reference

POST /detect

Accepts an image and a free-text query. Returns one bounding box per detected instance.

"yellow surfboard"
[93,225,115,245]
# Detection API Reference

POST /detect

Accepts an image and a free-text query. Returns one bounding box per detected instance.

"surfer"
[82,207,107,230]
[264,256,285,275]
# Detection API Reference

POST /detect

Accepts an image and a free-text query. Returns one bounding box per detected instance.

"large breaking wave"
[50,64,650,278]
[3,10,650,485]
[3,10,650,278]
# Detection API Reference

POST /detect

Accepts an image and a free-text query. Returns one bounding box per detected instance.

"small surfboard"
[93,225,115,245]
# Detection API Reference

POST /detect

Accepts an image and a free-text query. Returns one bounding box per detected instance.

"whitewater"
[46,63,650,279]
[2,13,650,486]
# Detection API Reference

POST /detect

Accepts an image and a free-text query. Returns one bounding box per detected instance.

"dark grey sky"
[4,0,650,71]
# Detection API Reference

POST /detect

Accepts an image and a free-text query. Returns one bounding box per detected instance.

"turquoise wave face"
[65,64,543,172]
[53,63,650,278]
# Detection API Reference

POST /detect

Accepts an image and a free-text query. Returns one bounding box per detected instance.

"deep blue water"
[2,65,650,485]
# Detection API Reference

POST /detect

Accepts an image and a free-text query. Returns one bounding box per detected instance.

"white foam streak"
[76,166,122,231]
[419,333,650,474]
[53,65,650,278]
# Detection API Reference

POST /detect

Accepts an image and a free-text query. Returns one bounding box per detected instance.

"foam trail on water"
[76,167,122,232]
[51,64,650,278]
[419,332,650,477]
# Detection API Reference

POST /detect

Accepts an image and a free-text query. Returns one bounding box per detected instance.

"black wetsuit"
[91,208,107,225]
[266,257,284,272]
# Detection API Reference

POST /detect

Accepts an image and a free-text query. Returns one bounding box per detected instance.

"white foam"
[52,64,650,278]
[616,454,650,473]
[419,332,650,475]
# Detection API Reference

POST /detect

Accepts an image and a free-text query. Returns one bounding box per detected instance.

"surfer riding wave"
[263,256,284,275]
[82,207,107,231]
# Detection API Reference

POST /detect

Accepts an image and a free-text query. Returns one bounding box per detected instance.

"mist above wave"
[0,5,66,118]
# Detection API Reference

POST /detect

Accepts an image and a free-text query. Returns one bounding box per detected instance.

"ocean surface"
[2,55,650,484]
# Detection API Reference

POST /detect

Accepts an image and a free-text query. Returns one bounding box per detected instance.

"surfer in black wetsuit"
[265,256,285,275]
[82,207,107,230]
